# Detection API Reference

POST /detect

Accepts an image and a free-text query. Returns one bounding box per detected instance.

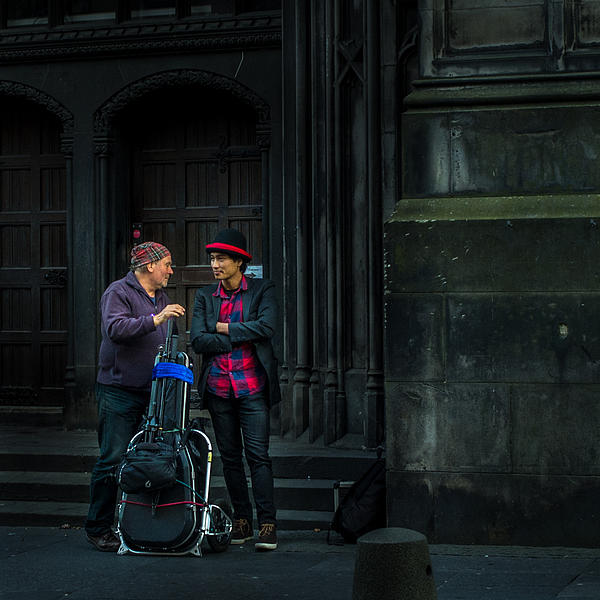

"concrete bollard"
[352,527,437,600]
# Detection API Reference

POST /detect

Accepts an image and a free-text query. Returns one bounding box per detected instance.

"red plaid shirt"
[206,276,267,398]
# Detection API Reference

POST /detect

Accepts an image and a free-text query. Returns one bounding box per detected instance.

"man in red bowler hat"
[190,229,281,551]
[85,241,185,551]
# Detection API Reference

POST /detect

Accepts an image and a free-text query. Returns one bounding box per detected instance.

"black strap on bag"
[328,447,386,544]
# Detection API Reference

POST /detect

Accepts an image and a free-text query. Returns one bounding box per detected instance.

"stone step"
[0,471,340,512]
[0,451,371,481]
[0,425,375,531]
[0,406,63,427]
[0,500,334,531]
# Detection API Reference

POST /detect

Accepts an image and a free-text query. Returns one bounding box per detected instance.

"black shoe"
[86,530,120,552]
[231,518,253,545]
[255,523,277,551]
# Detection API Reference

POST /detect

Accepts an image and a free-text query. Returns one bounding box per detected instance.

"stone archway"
[92,68,272,278]
[91,69,273,412]
[92,68,273,345]
[94,69,270,139]
[0,84,74,419]
[0,81,74,138]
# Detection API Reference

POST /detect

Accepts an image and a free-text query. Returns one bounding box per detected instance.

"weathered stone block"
[402,106,600,197]
[385,382,510,472]
[448,0,546,53]
[446,293,600,383]
[401,112,450,197]
[384,294,444,381]
[385,218,600,294]
[575,0,600,45]
[511,384,600,475]
[387,470,600,546]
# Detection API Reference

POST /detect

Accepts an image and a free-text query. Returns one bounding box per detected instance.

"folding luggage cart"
[116,321,232,556]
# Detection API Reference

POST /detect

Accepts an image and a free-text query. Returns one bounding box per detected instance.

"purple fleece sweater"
[96,271,171,391]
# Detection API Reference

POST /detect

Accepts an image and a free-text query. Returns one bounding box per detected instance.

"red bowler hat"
[206,229,252,261]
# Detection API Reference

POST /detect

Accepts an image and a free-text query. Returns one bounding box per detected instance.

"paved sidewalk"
[430,544,600,600]
[1,526,600,600]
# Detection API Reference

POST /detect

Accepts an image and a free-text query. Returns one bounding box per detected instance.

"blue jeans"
[206,390,276,526]
[85,383,149,536]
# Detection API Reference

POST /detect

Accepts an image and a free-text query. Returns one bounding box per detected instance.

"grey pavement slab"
[431,547,600,600]
[2,527,600,600]
[1,527,356,600]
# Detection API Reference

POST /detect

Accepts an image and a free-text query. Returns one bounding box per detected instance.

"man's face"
[147,255,173,290]
[210,252,242,282]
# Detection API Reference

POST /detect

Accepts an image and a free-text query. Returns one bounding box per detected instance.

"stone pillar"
[64,129,103,429]
[365,0,385,447]
[292,0,310,438]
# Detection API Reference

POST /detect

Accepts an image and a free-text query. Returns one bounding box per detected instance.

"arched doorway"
[93,71,272,421]
[118,89,265,344]
[0,97,69,412]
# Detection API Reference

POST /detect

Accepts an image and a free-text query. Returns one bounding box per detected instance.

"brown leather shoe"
[86,530,120,552]
[255,522,277,551]
[230,518,253,545]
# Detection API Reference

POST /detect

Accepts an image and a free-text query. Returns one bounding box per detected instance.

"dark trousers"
[206,390,276,527]
[85,383,149,536]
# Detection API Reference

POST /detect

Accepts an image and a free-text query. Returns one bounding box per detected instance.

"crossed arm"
[190,281,277,355]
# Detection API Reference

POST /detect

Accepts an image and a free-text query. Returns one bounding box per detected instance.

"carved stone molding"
[0,80,74,135]
[0,33,281,64]
[94,69,271,136]
[335,38,365,87]
[93,136,115,157]
[256,122,272,149]
[60,134,74,157]
[399,24,418,63]
[0,15,281,64]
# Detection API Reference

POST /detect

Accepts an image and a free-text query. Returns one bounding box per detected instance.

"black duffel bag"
[117,441,177,494]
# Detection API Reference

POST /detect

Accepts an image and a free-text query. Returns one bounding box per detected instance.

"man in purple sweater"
[85,242,185,552]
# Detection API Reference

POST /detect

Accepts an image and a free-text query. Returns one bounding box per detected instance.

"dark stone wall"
[420,0,600,76]
[386,0,600,545]
[386,214,600,545]
[402,106,600,197]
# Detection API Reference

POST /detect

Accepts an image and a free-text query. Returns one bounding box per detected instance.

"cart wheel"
[207,498,233,553]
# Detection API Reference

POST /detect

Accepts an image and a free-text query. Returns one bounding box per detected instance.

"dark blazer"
[190,277,281,408]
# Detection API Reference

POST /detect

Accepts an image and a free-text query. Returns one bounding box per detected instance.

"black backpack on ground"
[328,448,386,544]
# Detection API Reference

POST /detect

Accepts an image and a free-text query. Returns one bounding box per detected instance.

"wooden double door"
[0,90,264,410]
[0,100,67,407]
[124,91,264,348]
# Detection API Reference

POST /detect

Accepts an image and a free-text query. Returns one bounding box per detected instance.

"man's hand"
[216,321,229,335]
[153,304,185,327]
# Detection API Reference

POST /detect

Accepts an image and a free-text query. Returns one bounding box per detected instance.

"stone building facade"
[386,0,600,546]
[1,0,599,546]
